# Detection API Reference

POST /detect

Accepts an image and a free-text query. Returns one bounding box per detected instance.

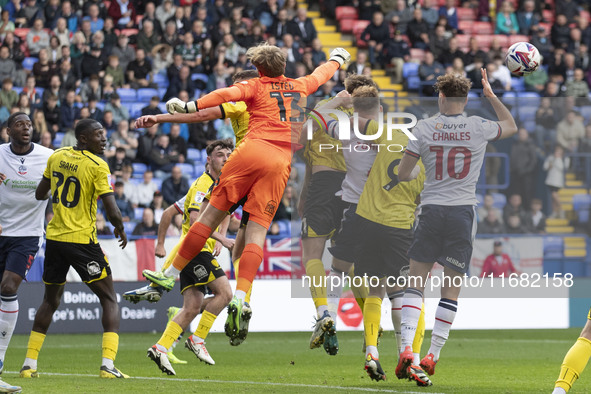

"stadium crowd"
[0,0,589,236]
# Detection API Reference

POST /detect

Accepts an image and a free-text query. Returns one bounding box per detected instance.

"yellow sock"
[363,297,382,348]
[195,310,217,340]
[25,331,46,361]
[157,321,184,351]
[102,332,119,361]
[234,258,253,304]
[555,337,591,392]
[305,259,327,311]
[348,265,368,311]
[413,303,426,354]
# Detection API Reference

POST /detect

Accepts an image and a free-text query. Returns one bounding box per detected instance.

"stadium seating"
[53,132,64,146]
[187,148,201,162]
[194,163,205,176]
[491,192,506,209]
[137,88,159,102]
[543,236,564,259]
[116,88,137,102]
[129,102,145,118]
[132,163,148,176]
[177,163,195,177]
[134,207,145,219]
[191,73,208,84]
[335,6,358,21]
[153,74,168,88]
[402,62,419,78]
[573,194,591,224]
[22,57,38,71]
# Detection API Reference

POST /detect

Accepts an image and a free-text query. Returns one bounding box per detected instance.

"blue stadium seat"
[13,87,23,95]
[96,102,105,110]
[134,207,145,219]
[152,177,163,191]
[187,148,201,162]
[517,106,537,122]
[502,91,517,106]
[276,220,290,236]
[194,163,205,176]
[476,193,484,206]
[543,236,564,259]
[523,119,536,133]
[53,132,65,145]
[191,73,208,84]
[516,92,540,107]
[402,63,419,78]
[510,77,524,92]
[157,103,167,113]
[407,76,420,91]
[491,192,506,209]
[123,221,136,234]
[137,88,159,102]
[153,73,168,88]
[22,57,38,71]
[116,88,137,102]
[581,106,591,123]
[35,87,44,97]
[132,162,148,176]
[129,102,145,118]
[177,163,195,177]
[573,194,591,224]
[157,88,167,98]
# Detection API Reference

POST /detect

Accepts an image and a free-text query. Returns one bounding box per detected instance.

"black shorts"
[408,205,477,274]
[329,203,361,262]
[180,251,225,294]
[301,171,347,238]
[43,240,111,284]
[354,215,413,278]
[0,236,40,280]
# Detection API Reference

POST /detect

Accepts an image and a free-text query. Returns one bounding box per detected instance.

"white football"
[505,42,541,76]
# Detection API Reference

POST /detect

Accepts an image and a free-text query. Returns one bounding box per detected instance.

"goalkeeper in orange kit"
[143,43,351,343]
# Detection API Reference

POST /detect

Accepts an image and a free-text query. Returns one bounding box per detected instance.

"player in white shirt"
[0,112,53,393]
[394,70,518,382]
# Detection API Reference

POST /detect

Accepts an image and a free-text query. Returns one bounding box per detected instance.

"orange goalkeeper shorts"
[208,138,292,229]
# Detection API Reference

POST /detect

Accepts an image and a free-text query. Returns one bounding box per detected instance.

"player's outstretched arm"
[166,85,245,114]
[481,68,518,139]
[35,176,51,200]
[302,49,350,95]
[398,153,421,182]
[102,194,128,249]
[134,107,223,128]
[155,204,179,258]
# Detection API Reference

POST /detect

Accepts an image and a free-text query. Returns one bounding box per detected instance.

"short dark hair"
[344,74,378,94]
[116,147,126,153]
[206,138,234,156]
[75,118,102,139]
[114,181,124,187]
[7,112,28,128]
[232,69,259,83]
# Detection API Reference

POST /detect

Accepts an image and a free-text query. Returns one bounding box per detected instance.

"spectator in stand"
[530,26,551,63]
[84,4,104,34]
[166,53,184,83]
[134,170,159,208]
[78,74,102,103]
[22,75,41,107]
[287,7,317,46]
[127,48,154,89]
[544,145,570,218]
[48,36,62,63]
[480,241,519,277]
[421,0,439,28]
[111,34,136,72]
[271,9,290,40]
[113,181,134,222]
[556,0,578,24]
[156,0,176,29]
[568,28,584,55]
[516,0,540,35]
[347,52,368,76]
[151,44,173,76]
[419,51,444,95]
[478,209,505,234]
[509,128,538,209]
[191,20,210,45]
[491,55,512,91]
[59,90,78,132]
[524,67,549,94]
[43,94,60,135]
[137,20,161,55]
[438,0,458,32]
[31,109,47,142]
[578,17,591,49]
[58,59,79,93]
[150,191,166,224]
[60,123,77,147]
[167,7,189,36]
[407,8,430,49]
[149,134,178,173]
[361,11,390,66]
[58,0,79,33]
[551,14,571,50]
[438,37,464,67]
[430,25,450,60]
[506,213,528,233]
[383,30,410,82]
[119,164,136,201]
[564,68,590,105]
[175,32,201,71]
[26,18,50,57]
[526,198,546,233]
[102,110,117,135]
[386,0,413,34]
[107,147,131,177]
[580,124,591,155]
[164,65,196,101]
[3,32,25,70]
[15,0,43,27]
[576,44,589,73]
[161,20,180,48]
[87,96,103,122]
[81,45,107,80]
[495,1,519,35]
[464,37,489,67]
[0,10,15,41]
[96,212,113,236]
[503,194,527,225]
[0,79,18,109]
[110,120,138,159]
[102,74,116,101]
[108,0,136,29]
[104,93,130,125]
[105,56,126,89]
[0,47,17,83]
[206,64,231,92]
[161,165,189,205]
[557,110,585,153]
[137,124,158,164]
[168,124,188,161]
[141,2,163,36]
[141,96,163,117]
[39,131,54,149]
[310,38,326,67]
[477,194,503,223]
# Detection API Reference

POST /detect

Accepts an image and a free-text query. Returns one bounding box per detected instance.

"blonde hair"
[33,110,48,134]
[246,42,286,78]
[352,85,379,114]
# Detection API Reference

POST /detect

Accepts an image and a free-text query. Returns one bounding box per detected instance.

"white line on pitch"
[5,371,446,393]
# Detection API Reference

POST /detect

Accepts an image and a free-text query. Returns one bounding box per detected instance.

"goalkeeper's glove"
[329,48,351,68]
[166,98,198,114]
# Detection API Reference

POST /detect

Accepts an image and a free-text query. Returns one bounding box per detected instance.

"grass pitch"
[2,329,589,393]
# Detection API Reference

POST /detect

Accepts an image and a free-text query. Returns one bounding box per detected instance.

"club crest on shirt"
[193,264,208,280]
[17,165,27,175]
[87,261,101,276]
[264,200,277,216]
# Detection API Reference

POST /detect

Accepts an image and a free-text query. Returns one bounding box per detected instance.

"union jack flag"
[255,236,304,279]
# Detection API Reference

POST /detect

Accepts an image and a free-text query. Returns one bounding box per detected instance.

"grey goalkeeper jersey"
[405,113,501,206]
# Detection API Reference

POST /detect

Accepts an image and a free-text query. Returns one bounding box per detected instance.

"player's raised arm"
[102,194,127,249]
[481,68,518,139]
[300,48,351,94]
[135,107,224,128]
[167,85,246,114]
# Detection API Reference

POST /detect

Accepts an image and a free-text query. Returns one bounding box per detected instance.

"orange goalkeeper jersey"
[196,61,340,145]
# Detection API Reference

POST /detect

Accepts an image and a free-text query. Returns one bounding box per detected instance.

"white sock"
[388,290,404,353]
[23,357,37,370]
[400,288,423,351]
[413,353,420,365]
[235,290,246,301]
[327,267,344,324]
[428,298,458,361]
[552,388,567,394]
[102,357,114,369]
[155,343,168,353]
[190,335,204,344]
[0,294,18,362]
[317,305,328,317]
[163,265,181,278]
[365,345,378,359]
